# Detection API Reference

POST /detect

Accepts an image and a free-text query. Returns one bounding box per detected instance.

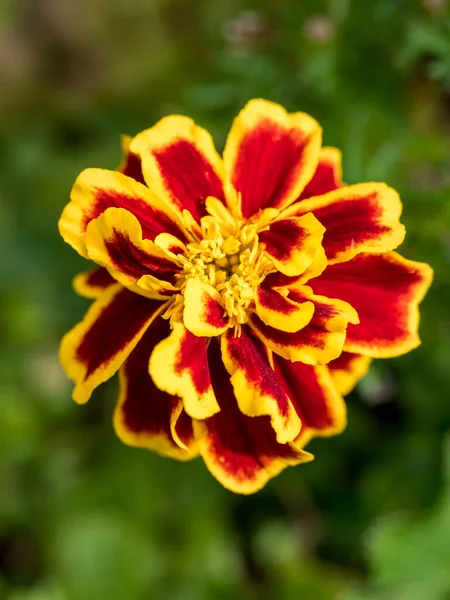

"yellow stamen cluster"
[176,207,274,329]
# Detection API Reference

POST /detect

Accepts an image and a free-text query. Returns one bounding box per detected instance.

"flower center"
[177,213,273,327]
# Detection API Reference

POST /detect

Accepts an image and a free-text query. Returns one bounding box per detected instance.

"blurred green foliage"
[1,0,450,598]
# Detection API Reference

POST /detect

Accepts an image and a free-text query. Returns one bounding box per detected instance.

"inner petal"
[85,207,182,294]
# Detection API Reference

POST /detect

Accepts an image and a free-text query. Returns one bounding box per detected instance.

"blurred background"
[1,0,450,598]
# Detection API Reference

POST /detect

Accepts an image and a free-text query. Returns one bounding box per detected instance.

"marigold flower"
[59,99,433,494]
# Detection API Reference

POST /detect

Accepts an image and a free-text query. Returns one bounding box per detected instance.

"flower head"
[59,99,433,494]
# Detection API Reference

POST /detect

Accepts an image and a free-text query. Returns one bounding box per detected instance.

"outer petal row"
[310,252,433,357]
[271,355,347,447]
[114,317,197,460]
[285,182,406,264]
[300,146,343,200]
[194,340,314,494]
[65,249,429,492]
[221,329,301,444]
[118,134,146,185]
[60,287,359,493]
[130,116,228,222]
[59,285,166,404]
[223,99,322,218]
[59,169,188,259]
[72,267,116,299]
[63,103,406,282]
[121,99,323,225]
[328,352,372,396]
[66,98,321,254]
[61,285,199,460]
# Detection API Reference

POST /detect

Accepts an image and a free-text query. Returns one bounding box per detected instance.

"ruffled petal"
[271,354,347,447]
[114,316,197,460]
[309,252,433,358]
[250,285,358,364]
[130,116,226,222]
[84,207,182,293]
[299,146,343,200]
[59,285,166,404]
[288,285,359,329]
[118,134,146,185]
[59,169,188,258]
[149,322,220,420]
[183,278,229,337]
[154,233,187,257]
[134,275,180,299]
[258,212,325,276]
[223,99,322,218]
[260,245,327,293]
[194,340,313,494]
[221,328,301,444]
[254,281,314,333]
[327,352,372,396]
[72,267,116,299]
[284,183,405,264]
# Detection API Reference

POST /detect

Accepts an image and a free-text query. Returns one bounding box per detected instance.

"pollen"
[175,201,274,329]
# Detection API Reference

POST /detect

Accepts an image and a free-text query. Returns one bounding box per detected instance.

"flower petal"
[114,316,197,460]
[299,146,343,200]
[171,409,197,455]
[260,244,327,290]
[118,134,146,185]
[130,116,226,222]
[309,252,433,357]
[250,286,358,364]
[60,285,166,404]
[284,183,405,264]
[194,340,313,494]
[149,322,220,420]
[85,207,182,292]
[223,99,322,218]
[221,328,301,444]
[154,233,187,258]
[327,352,372,396]
[258,212,325,276]
[254,281,314,333]
[183,278,229,337]
[288,285,359,330]
[135,275,180,299]
[59,168,188,258]
[271,354,347,447]
[72,267,116,299]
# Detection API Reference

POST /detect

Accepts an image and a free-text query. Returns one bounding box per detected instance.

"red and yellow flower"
[59,99,432,494]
